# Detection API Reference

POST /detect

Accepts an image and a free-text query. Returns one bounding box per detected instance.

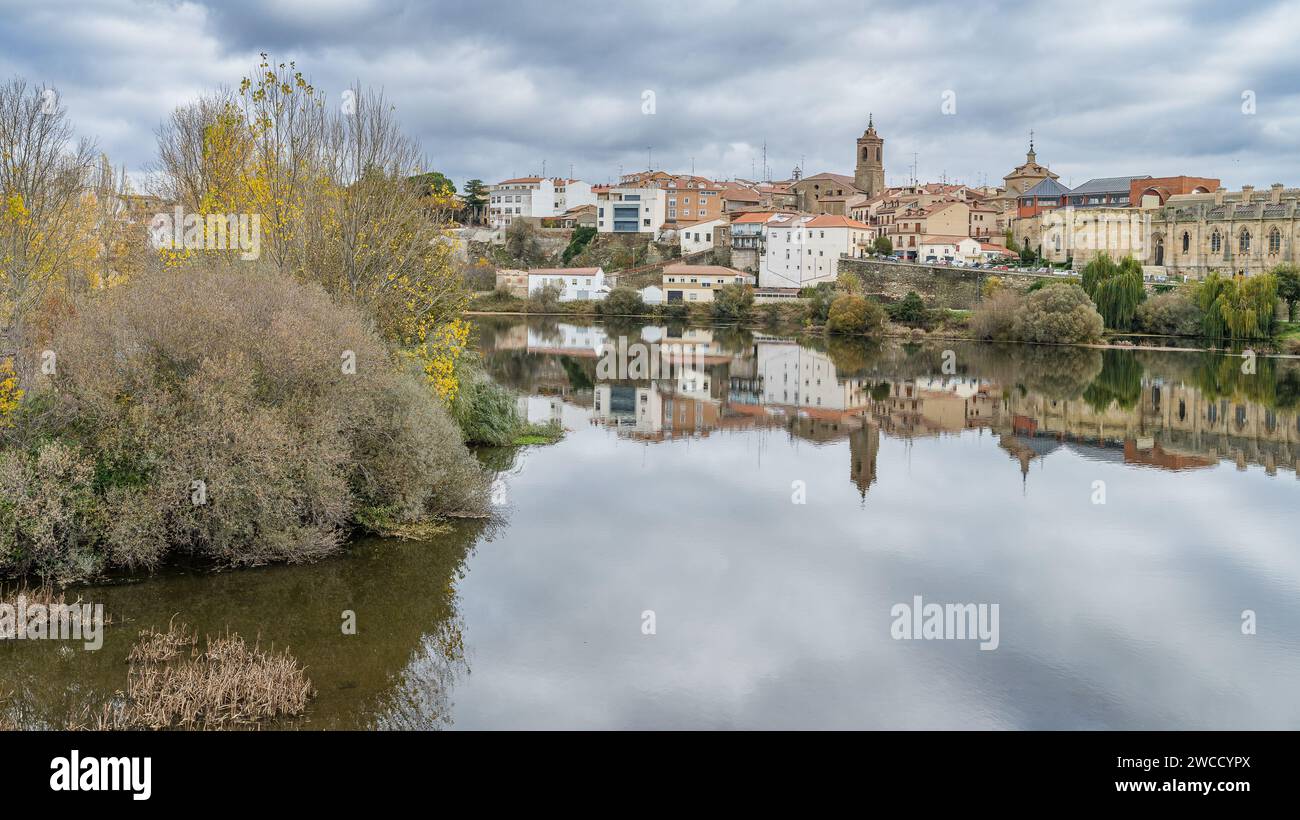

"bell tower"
[855,113,884,196]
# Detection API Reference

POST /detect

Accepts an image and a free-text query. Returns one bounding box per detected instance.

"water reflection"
[477,316,1300,487]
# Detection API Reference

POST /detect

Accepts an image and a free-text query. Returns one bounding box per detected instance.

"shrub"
[0,265,488,581]
[450,368,522,447]
[969,291,1023,341]
[826,294,887,336]
[805,283,838,324]
[887,291,927,327]
[711,283,754,321]
[1135,289,1203,336]
[602,285,647,317]
[1012,283,1105,344]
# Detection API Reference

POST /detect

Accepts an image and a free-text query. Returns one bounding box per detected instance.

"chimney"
[1241,184,1255,202]
[1214,187,1226,205]
[1271,183,1284,204]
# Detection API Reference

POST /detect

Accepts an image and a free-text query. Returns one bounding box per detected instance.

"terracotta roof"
[919,234,975,244]
[674,215,728,229]
[497,177,543,184]
[799,172,859,189]
[730,211,785,224]
[805,214,871,229]
[662,264,748,278]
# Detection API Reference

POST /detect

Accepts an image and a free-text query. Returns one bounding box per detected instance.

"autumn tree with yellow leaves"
[152,56,471,400]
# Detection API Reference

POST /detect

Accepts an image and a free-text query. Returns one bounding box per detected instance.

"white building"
[755,342,872,410]
[917,235,981,264]
[489,177,595,229]
[527,267,609,301]
[677,216,727,255]
[638,285,664,305]
[759,214,872,289]
[595,187,667,236]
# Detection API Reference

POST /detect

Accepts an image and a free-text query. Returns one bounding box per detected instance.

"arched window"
[1210,231,1222,253]
[1269,227,1281,253]
[1178,399,1186,422]
[1239,230,1251,253]
[1182,232,1190,253]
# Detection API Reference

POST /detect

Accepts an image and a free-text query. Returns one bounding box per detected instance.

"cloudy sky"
[1,0,1297,191]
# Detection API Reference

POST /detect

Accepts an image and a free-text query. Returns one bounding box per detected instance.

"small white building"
[595,187,667,236]
[759,214,872,289]
[677,216,727,255]
[527,267,609,301]
[917,235,980,264]
[638,285,664,305]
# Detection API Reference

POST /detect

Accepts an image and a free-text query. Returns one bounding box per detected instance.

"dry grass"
[73,620,314,730]
[0,582,112,623]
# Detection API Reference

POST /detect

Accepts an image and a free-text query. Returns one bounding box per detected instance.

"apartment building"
[662,263,750,303]
[759,214,872,288]
[595,186,668,235]
[489,177,595,228]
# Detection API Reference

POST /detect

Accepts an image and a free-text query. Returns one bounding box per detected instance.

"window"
[1182,232,1190,253]
[1269,228,1281,253]
[1239,230,1250,253]
[1211,231,1222,253]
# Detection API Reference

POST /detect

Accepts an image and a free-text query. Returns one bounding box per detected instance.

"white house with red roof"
[760,214,873,288]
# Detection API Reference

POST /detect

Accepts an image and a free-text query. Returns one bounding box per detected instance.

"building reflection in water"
[479,319,1300,498]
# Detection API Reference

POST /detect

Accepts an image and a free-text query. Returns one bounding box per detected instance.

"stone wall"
[838,257,1041,310]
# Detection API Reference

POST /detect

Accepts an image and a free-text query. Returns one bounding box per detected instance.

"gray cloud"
[1,0,1297,190]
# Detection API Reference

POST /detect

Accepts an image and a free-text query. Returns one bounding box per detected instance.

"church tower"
[854,113,884,196]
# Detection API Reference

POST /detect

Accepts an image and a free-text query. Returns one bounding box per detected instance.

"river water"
[3,316,1298,729]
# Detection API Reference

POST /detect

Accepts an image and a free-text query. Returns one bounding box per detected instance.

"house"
[1016,177,1071,219]
[595,186,667,235]
[495,268,530,297]
[662,264,750,303]
[527,267,609,301]
[488,177,595,229]
[886,200,971,259]
[678,216,728,254]
[759,214,872,288]
[917,235,981,263]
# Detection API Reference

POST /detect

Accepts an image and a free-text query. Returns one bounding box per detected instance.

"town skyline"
[2,0,1297,190]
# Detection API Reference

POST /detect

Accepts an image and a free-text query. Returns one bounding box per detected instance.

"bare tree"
[0,78,97,351]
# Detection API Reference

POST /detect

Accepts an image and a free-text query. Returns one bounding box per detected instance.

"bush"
[826,294,887,336]
[711,283,754,321]
[450,367,522,447]
[1136,289,1203,336]
[1012,283,1105,344]
[969,291,1024,341]
[602,286,647,317]
[887,291,927,327]
[805,283,838,324]
[0,265,488,581]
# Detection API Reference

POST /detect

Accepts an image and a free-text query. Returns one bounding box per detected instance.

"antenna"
[647,146,652,171]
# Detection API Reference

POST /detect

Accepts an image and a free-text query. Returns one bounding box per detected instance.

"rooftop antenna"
[762,140,768,183]
[647,146,652,171]
[542,159,546,178]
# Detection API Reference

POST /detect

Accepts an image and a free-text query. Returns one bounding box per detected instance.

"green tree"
[887,291,926,327]
[463,178,488,223]
[1080,253,1145,330]
[1272,263,1300,321]
[872,236,893,256]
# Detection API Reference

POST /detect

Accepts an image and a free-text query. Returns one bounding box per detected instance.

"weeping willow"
[1194,271,1277,340]
[1080,254,1145,330]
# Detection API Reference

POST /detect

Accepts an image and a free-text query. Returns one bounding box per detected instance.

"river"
[3,316,1299,729]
